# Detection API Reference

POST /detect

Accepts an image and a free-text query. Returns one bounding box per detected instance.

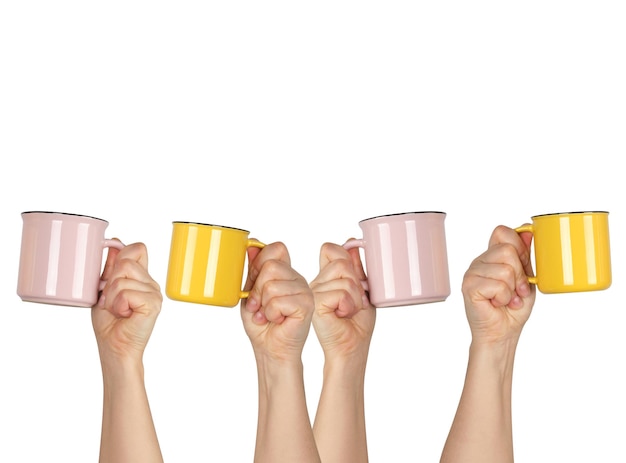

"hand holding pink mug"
[343,211,451,308]
[17,211,125,308]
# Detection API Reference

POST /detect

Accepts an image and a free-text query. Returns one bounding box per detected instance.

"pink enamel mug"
[344,211,451,308]
[17,211,124,307]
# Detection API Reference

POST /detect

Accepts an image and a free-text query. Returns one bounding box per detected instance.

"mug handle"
[514,225,538,285]
[342,238,369,292]
[240,239,267,299]
[98,239,126,291]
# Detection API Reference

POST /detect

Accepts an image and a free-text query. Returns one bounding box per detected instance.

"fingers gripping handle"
[514,225,538,285]
[241,239,266,299]
[98,239,126,291]
[342,238,369,292]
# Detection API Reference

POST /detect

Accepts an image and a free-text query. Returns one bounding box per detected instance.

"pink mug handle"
[98,239,126,291]
[342,238,369,292]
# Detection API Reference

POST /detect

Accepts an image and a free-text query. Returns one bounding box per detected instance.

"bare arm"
[313,354,369,463]
[99,358,163,463]
[254,358,319,462]
[440,340,517,463]
[92,242,164,463]
[440,226,535,463]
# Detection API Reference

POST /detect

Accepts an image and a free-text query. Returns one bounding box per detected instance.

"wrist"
[323,354,367,383]
[256,357,307,410]
[96,336,145,369]
[467,338,519,380]
[252,344,304,369]
[100,356,145,390]
[321,339,371,368]
[256,355,304,385]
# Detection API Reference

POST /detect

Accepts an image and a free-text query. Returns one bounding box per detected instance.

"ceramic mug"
[515,211,611,294]
[165,221,266,307]
[343,211,451,307]
[17,211,125,307]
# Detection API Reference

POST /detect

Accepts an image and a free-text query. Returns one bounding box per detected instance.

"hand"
[462,225,536,345]
[310,242,376,362]
[240,242,315,363]
[91,241,163,365]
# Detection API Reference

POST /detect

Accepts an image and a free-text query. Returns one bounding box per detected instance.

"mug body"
[166,222,251,307]
[17,211,111,307]
[531,211,611,293]
[358,211,450,307]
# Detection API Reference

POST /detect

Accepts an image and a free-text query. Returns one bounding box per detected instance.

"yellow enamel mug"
[515,211,611,294]
[165,222,265,307]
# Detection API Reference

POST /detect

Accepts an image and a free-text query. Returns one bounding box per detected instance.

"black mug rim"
[532,211,609,219]
[172,221,250,233]
[21,211,108,223]
[360,211,446,223]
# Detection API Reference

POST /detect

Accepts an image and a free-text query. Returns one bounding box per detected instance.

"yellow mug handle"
[514,224,538,285]
[240,238,266,299]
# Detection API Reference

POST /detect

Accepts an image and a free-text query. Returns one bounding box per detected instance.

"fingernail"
[510,295,523,309]
[519,281,531,297]
[253,310,266,324]
[246,296,259,312]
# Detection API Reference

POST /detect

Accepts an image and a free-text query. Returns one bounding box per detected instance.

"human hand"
[310,242,376,363]
[91,241,163,366]
[462,225,536,345]
[240,242,315,364]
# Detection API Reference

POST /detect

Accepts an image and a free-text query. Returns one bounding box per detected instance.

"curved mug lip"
[532,211,609,219]
[172,221,250,234]
[21,211,108,223]
[359,211,446,223]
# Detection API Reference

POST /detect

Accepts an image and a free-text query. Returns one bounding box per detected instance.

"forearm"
[255,357,320,463]
[99,359,163,463]
[313,356,368,463]
[440,340,517,463]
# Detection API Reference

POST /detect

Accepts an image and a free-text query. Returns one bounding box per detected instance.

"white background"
[1,1,624,462]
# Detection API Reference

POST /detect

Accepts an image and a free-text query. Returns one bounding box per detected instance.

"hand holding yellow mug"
[165,222,265,307]
[515,211,611,294]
